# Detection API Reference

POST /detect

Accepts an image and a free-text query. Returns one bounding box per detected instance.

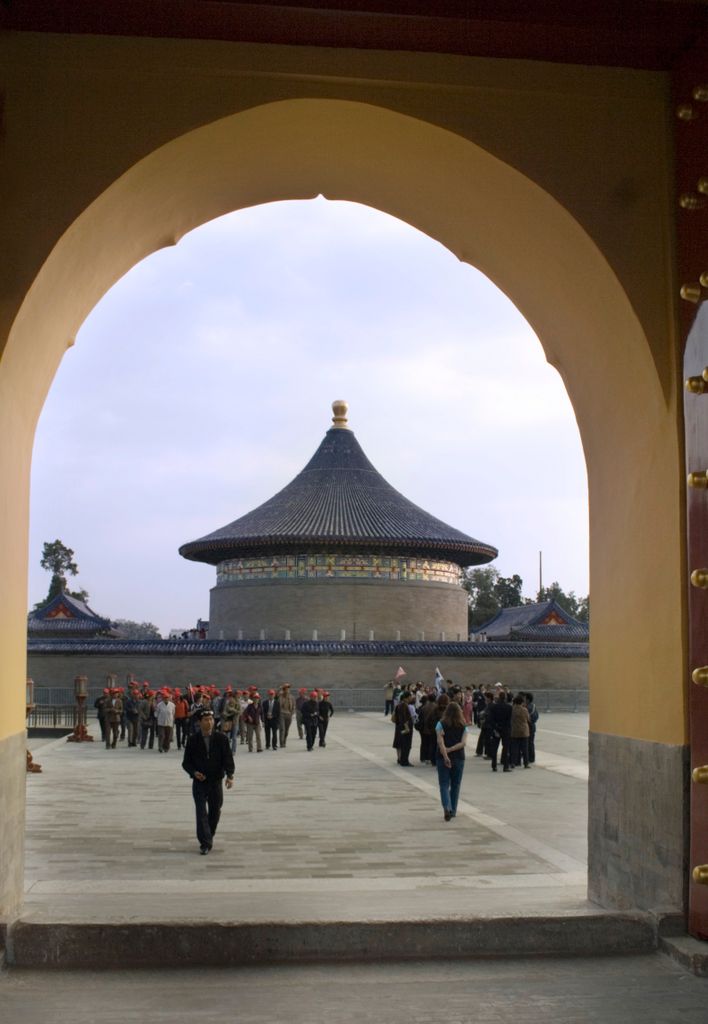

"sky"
[28,198,588,636]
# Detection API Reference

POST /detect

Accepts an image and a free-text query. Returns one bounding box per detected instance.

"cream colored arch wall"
[0,35,683,757]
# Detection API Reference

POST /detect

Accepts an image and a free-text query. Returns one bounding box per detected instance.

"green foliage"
[495,573,524,609]
[113,619,162,641]
[463,568,525,628]
[463,567,500,629]
[35,539,89,609]
[537,581,590,623]
[465,568,589,630]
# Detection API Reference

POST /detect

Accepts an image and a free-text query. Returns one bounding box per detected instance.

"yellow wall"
[0,32,685,745]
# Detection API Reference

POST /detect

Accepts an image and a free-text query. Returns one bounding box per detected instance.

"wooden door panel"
[685,306,708,940]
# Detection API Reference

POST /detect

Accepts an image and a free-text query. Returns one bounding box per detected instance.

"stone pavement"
[10,711,703,976]
[22,711,589,926]
[2,955,708,1023]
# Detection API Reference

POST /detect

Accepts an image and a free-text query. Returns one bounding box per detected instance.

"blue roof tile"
[475,600,587,640]
[28,638,587,658]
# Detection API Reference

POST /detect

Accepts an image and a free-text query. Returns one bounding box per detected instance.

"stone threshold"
[3,911,681,969]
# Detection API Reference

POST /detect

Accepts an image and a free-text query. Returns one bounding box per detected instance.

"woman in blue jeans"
[435,702,469,822]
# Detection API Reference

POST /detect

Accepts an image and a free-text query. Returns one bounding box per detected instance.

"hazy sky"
[29,199,588,635]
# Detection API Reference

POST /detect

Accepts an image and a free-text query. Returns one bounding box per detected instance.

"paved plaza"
[22,711,589,923]
[4,711,708,1020]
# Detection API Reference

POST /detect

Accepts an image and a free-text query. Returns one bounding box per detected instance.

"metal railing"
[27,704,79,728]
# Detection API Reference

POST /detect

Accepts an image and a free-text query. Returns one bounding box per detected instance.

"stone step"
[7,912,660,969]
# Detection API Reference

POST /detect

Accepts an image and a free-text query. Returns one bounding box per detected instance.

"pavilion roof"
[180,403,497,568]
[475,599,588,641]
[28,591,115,637]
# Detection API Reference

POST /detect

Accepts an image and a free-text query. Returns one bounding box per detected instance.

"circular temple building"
[179,402,498,642]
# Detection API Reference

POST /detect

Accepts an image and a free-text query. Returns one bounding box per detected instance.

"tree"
[537,581,589,622]
[494,573,524,609]
[112,619,162,641]
[463,566,501,629]
[466,569,589,631]
[35,539,89,608]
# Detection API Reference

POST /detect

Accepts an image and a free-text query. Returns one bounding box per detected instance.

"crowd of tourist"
[94,683,334,754]
[386,678,540,821]
[385,678,539,773]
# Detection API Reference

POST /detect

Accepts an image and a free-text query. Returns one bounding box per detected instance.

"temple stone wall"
[208,578,469,641]
[27,650,588,692]
[588,732,689,914]
[0,732,26,921]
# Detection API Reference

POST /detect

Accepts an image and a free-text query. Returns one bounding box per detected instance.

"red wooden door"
[685,306,708,940]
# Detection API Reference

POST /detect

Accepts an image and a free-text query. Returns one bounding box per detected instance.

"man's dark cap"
[196,708,214,720]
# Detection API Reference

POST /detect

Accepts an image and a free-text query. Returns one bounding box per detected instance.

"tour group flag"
[394,666,407,681]
[433,667,445,694]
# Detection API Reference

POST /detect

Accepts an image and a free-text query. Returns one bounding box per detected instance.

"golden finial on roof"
[331,400,349,429]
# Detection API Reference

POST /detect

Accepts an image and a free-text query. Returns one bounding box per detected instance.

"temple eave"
[179,536,498,567]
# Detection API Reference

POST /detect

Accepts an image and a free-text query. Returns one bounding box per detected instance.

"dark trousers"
[105,720,119,748]
[511,736,530,767]
[476,727,491,755]
[528,726,536,763]
[318,718,330,746]
[489,731,511,770]
[304,719,318,750]
[192,778,223,849]
[175,719,188,749]
[158,725,173,752]
[127,716,139,746]
[384,700,393,716]
[397,731,412,765]
[420,732,435,763]
[140,720,155,749]
[264,718,279,749]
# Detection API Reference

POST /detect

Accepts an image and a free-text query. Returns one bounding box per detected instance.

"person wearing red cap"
[242,692,263,753]
[94,689,109,744]
[261,689,281,751]
[301,691,320,751]
[138,689,156,750]
[104,688,123,750]
[182,708,235,855]
[317,691,334,748]
[156,688,176,752]
[295,687,308,740]
[174,690,190,750]
[220,688,240,755]
[278,684,294,748]
[237,690,248,745]
[125,686,141,747]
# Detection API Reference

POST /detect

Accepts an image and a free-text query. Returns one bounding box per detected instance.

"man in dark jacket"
[261,689,281,750]
[301,691,320,751]
[182,708,235,854]
[488,692,513,772]
[317,691,334,748]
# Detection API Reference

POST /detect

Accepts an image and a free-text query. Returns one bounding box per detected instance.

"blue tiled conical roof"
[179,404,497,568]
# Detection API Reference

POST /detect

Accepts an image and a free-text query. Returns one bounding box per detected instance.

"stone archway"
[0,96,685,921]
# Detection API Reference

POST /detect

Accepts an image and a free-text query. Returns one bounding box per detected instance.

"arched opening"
[1,98,686,921]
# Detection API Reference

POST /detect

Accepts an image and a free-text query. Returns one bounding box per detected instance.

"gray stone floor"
[2,956,708,1023]
[8,712,708,1017]
[22,712,589,922]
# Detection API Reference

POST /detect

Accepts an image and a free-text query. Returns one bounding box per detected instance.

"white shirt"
[156,700,175,727]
